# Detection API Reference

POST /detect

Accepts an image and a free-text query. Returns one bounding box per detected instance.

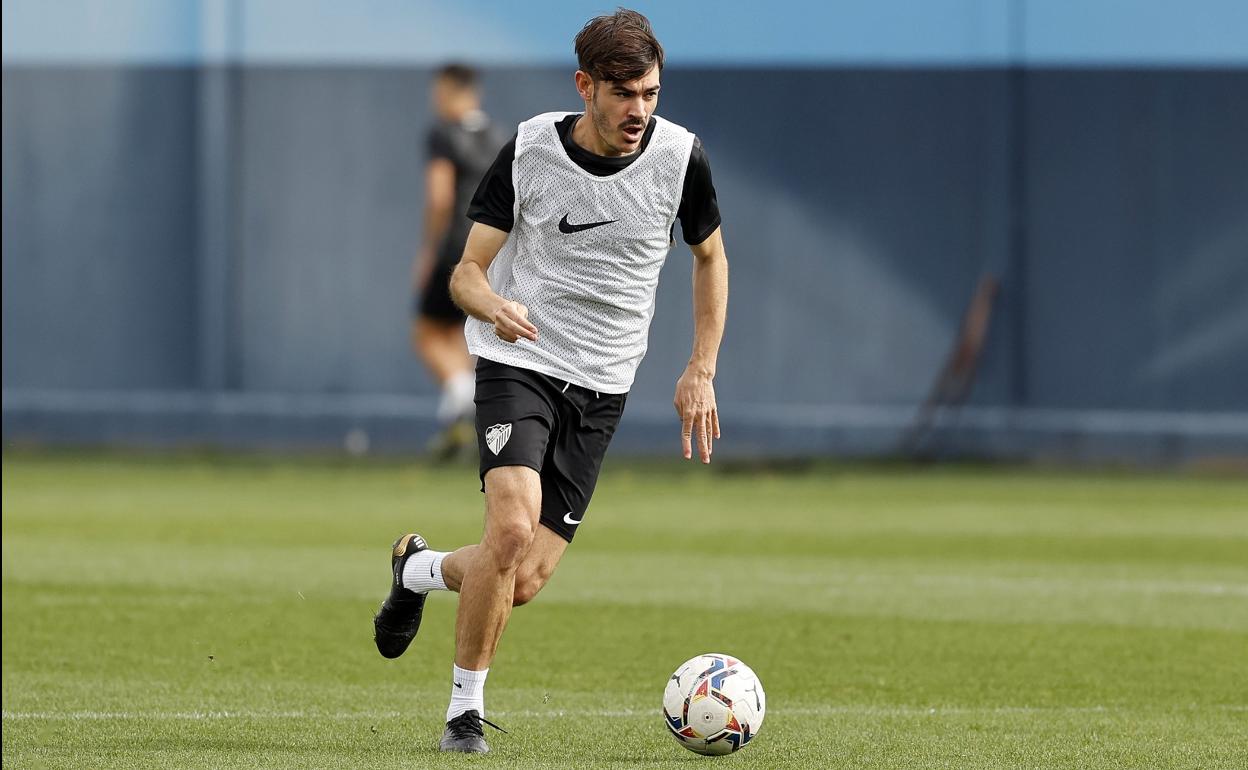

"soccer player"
[374,9,726,753]
[412,63,503,459]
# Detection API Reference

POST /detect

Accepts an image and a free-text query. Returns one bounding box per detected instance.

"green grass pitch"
[3,453,1246,768]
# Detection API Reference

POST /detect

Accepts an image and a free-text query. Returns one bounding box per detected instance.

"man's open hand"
[674,368,719,463]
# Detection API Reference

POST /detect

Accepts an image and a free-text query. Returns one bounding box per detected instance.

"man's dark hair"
[435,63,478,89]
[574,8,664,82]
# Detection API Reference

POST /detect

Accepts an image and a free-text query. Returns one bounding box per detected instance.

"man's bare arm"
[450,222,538,343]
[412,158,456,291]
[674,226,728,463]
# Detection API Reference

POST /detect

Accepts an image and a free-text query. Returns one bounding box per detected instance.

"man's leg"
[374,513,567,661]
[438,465,565,754]
[380,519,576,748]
[438,524,568,604]
[415,318,475,459]
[510,526,569,606]
[413,317,472,386]
[452,465,540,671]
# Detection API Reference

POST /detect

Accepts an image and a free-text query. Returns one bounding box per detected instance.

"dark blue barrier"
[3,65,1246,459]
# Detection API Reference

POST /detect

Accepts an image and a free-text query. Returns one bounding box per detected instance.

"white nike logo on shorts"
[563,511,583,526]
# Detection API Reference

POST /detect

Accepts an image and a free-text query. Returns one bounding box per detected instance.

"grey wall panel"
[1024,69,1248,411]
[4,64,1247,456]
[233,68,430,394]
[649,69,1013,410]
[2,67,198,389]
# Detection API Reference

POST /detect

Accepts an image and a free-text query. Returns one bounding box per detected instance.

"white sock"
[401,549,449,593]
[437,370,476,422]
[450,369,476,418]
[447,664,488,721]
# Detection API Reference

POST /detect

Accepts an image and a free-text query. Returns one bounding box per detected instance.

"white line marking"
[4,705,1245,721]
[903,575,1248,597]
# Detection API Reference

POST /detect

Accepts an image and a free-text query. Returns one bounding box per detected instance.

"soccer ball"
[662,653,766,755]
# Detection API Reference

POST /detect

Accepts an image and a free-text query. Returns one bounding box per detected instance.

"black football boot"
[439,709,507,754]
[372,533,429,659]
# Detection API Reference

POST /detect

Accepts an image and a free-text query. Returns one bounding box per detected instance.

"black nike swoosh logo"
[454,681,463,689]
[558,214,616,234]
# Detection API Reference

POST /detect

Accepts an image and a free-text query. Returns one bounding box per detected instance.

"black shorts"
[415,259,465,322]
[474,358,627,542]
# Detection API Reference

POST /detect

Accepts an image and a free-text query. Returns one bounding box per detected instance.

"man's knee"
[481,465,543,574]
[512,571,550,607]
[482,521,535,572]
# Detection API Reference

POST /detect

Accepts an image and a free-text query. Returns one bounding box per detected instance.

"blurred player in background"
[375,9,727,754]
[412,63,503,459]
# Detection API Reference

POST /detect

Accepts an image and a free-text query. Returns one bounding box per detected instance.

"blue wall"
[2,68,200,389]
[3,1,1248,459]
[1022,70,1248,412]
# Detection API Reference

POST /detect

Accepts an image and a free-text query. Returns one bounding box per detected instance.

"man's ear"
[574,70,594,102]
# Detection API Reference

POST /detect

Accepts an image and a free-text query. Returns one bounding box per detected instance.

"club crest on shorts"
[485,423,512,456]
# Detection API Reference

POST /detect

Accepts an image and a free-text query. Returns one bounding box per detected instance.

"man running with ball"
[373,8,727,753]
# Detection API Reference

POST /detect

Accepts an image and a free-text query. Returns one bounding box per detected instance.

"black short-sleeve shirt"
[427,115,504,263]
[467,114,721,246]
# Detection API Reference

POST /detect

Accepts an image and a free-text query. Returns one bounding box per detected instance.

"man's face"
[584,65,661,156]
[431,78,459,120]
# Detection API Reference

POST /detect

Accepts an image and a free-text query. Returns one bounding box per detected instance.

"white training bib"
[465,111,696,393]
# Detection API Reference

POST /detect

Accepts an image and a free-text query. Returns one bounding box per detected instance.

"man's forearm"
[420,205,452,256]
[450,261,502,324]
[688,232,728,376]
[413,205,451,287]
[450,222,513,324]
[419,159,456,264]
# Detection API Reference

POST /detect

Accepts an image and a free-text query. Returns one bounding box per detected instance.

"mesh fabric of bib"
[465,112,696,393]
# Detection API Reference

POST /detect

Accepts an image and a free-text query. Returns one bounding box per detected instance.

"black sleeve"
[466,134,517,232]
[676,137,721,245]
[426,124,454,162]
